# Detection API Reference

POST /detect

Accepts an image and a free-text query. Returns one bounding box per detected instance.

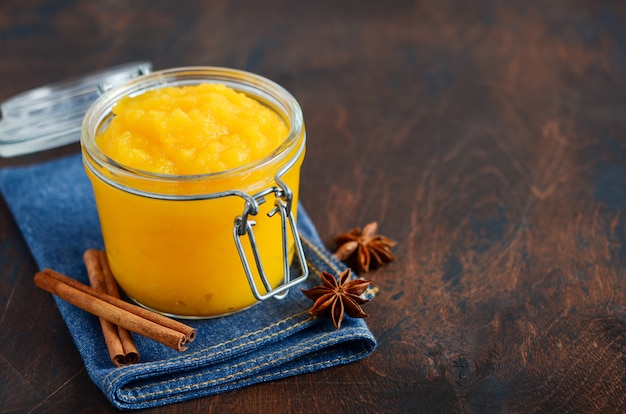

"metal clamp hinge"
[233,187,308,301]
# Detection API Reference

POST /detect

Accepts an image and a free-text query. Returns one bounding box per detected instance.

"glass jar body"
[81,67,306,318]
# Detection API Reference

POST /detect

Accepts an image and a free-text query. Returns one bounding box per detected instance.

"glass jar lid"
[0,61,152,157]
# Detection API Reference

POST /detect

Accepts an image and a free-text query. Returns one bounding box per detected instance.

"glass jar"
[81,67,308,318]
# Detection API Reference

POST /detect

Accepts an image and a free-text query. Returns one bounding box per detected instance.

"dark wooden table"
[2,1,626,412]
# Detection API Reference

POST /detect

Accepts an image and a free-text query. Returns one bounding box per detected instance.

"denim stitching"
[128,346,372,407]
[103,312,315,394]
[113,315,314,394]
[249,346,370,382]
[122,331,340,399]
[119,328,372,402]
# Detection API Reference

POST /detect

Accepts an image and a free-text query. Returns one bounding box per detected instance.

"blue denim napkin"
[0,154,376,410]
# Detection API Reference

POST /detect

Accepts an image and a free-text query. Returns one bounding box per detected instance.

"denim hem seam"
[103,311,315,394]
[117,327,372,403]
[116,345,373,409]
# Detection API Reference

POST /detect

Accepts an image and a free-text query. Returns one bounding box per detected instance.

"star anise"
[301,269,371,329]
[333,221,397,273]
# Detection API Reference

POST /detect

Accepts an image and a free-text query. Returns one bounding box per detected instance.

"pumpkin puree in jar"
[90,83,302,317]
[96,83,288,174]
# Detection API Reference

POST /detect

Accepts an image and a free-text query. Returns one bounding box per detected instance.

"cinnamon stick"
[34,268,196,352]
[97,251,140,363]
[83,249,139,366]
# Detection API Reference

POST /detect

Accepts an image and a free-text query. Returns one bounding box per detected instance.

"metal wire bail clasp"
[232,147,309,301]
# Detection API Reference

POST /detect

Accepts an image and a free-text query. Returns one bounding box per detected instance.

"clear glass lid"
[0,61,152,157]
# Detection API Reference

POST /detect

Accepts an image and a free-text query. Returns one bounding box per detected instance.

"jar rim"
[80,66,304,182]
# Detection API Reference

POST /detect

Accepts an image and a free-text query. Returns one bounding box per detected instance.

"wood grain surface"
[1,1,626,412]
